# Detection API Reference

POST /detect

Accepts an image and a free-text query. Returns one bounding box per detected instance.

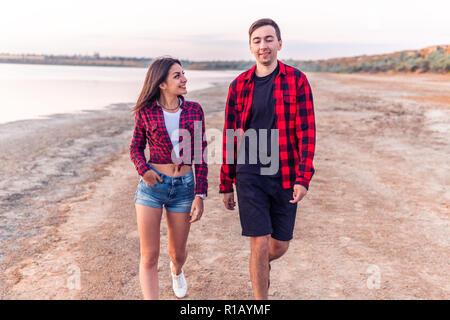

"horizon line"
[1,44,448,63]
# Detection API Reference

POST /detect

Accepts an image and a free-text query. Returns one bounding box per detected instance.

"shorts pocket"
[182,174,195,188]
[140,177,160,189]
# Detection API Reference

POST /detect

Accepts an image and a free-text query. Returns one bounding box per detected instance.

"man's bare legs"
[269,237,289,262]
[250,235,290,300]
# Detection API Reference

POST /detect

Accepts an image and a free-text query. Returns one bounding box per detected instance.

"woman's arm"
[193,105,208,196]
[130,110,150,176]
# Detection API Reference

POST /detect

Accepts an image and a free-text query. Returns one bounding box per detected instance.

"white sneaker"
[170,261,187,298]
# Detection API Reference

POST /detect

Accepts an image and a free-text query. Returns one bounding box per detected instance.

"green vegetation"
[287,46,450,74]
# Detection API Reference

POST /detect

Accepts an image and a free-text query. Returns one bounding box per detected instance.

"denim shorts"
[134,163,195,213]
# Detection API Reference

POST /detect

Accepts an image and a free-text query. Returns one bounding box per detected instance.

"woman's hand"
[189,197,204,223]
[142,169,162,186]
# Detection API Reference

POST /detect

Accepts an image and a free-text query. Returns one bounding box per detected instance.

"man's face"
[249,25,282,66]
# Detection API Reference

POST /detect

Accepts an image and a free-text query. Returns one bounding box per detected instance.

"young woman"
[130,57,208,299]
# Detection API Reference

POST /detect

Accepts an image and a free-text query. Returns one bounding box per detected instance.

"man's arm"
[219,82,238,194]
[294,73,316,191]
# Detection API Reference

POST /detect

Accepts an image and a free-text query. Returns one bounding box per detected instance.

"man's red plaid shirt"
[219,60,316,193]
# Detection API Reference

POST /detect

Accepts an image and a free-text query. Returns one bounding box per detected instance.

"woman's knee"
[140,250,160,269]
[168,248,187,265]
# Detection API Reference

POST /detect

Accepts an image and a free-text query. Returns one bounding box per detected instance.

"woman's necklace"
[161,104,180,112]
[158,99,180,112]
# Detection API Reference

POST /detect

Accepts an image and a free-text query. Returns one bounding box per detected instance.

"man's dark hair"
[248,18,281,42]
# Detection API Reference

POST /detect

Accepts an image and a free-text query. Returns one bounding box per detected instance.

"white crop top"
[162,108,181,158]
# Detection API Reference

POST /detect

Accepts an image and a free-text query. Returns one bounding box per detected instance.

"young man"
[219,18,316,300]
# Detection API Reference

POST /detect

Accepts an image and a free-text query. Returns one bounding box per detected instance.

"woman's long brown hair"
[132,57,182,114]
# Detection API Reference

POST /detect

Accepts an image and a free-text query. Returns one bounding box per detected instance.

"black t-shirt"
[236,63,281,177]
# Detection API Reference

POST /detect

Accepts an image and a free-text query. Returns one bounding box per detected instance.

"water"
[0,63,239,124]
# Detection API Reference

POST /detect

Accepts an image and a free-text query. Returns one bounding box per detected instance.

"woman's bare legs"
[135,204,163,300]
[166,211,191,275]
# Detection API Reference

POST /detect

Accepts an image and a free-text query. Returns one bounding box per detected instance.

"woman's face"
[159,63,187,96]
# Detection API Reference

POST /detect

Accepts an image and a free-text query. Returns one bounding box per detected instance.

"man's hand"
[142,169,163,186]
[222,192,236,210]
[189,197,204,223]
[290,184,307,203]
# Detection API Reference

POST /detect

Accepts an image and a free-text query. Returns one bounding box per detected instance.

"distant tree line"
[181,60,254,70]
[1,46,448,73]
[183,46,449,74]
[284,46,449,74]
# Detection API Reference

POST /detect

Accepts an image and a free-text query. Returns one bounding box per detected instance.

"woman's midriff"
[150,163,192,177]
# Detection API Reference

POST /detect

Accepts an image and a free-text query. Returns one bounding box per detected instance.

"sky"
[1,0,449,61]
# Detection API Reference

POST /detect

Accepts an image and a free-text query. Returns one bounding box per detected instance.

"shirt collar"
[244,60,286,82]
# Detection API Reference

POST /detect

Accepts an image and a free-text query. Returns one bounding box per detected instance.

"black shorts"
[235,173,298,241]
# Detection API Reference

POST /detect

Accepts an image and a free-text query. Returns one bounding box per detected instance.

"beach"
[1,72,449,299]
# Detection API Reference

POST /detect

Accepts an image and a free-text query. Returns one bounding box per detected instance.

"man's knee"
[270,238,289,259]
[251,235,271,252]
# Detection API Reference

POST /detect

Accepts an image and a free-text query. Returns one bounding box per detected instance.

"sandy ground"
[1,72,449,300]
